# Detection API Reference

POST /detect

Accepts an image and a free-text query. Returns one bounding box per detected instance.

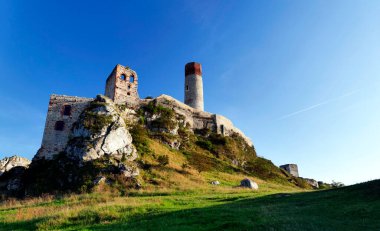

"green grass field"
[0,179,379,231]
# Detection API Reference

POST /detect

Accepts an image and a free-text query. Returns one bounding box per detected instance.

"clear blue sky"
[1,1,379,185]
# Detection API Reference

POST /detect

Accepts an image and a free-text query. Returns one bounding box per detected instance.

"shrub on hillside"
[244,157,283,181]
[332,181,345,188]
[294,177,311,189]
[195,140,214,152]
[157,155,169,166]
[130,125,152,156]
[140,101,177,131]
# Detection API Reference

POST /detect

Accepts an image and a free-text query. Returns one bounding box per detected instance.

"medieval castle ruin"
[36,62,253,160]
[280,164,299,177]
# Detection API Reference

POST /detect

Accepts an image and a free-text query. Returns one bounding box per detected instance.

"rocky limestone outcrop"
[66,95,137,163]
[0,156,31,176]
[240,178,259,190]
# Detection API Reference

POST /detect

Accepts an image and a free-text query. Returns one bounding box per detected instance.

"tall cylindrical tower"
[185,62,204,111]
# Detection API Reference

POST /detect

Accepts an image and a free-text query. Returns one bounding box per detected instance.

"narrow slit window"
[55,121,65,131]
[186,85,189,90]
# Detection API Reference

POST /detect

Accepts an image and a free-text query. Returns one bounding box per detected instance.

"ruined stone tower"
[184,62,204,111]
[105,64,139,105]
[280,164,299,177]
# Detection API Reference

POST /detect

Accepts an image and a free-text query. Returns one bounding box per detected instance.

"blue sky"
[1,1,379,185]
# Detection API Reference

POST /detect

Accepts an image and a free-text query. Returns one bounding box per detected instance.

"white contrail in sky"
[278,89,361,120]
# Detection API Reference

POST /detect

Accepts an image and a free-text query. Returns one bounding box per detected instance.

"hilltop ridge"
[0,94,311,197]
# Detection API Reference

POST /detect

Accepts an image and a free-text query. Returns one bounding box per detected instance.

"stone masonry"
[105,64,139,107]
[184,62,204,111]
[280,164,299,177]
[35,95,92,160]
[37,63,254,160]
[144,94,253,147]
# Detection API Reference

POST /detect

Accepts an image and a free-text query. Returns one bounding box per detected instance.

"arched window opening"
[55,121,65,131]
[120,74,126,80]
[129,75,135,83]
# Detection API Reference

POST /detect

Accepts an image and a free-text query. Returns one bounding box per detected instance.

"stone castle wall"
[214,115,253,147]
[38,94,254,160]
[105,64,139,107]
[280,164,299,177]
[153,95,253,147]
[35,95,93,160]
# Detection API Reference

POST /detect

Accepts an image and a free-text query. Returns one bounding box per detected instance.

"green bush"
[139,101,177,130]
[77,100,113,134]
[196,140,214,152]
[294,177,311,189]
[244,157,284,181]
[130,125,152,156]
[157,155,169,166]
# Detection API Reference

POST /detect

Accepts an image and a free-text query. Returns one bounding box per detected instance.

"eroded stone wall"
[214,115,253,147]
[280,164,299,177]
[152,95,253,147]
[105,64,139,107]
[35,95,93,160]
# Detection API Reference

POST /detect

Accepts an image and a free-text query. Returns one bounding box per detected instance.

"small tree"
[157,155,169,166]
[331,180,345,188]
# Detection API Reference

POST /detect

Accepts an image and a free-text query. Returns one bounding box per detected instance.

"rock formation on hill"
[66,95,137,163]
[0,156,30,176]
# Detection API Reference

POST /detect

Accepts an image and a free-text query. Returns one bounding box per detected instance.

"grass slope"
[0,180,379,230]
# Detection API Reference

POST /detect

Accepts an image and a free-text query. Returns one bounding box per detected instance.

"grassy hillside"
[4,99,369,230]
[0,179,378,230]
[129,122,311,192]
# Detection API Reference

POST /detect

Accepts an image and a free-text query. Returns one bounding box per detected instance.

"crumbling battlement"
[151,95,253,147]
[105,64,139,106]
[35,95,93,160]
[280,164,299,177]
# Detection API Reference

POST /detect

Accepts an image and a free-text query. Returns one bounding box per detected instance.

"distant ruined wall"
[36,95,93,160]
[214,115,253,147]
[280,164,299,177]
[152,95,253,147]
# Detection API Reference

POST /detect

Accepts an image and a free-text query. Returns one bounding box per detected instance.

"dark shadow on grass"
[1,180,379,231]
[0,217,45,230]
[90,180,380,231]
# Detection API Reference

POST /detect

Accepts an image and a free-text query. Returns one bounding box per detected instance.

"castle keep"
[36,63,253,160]
[105,64,139,106]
